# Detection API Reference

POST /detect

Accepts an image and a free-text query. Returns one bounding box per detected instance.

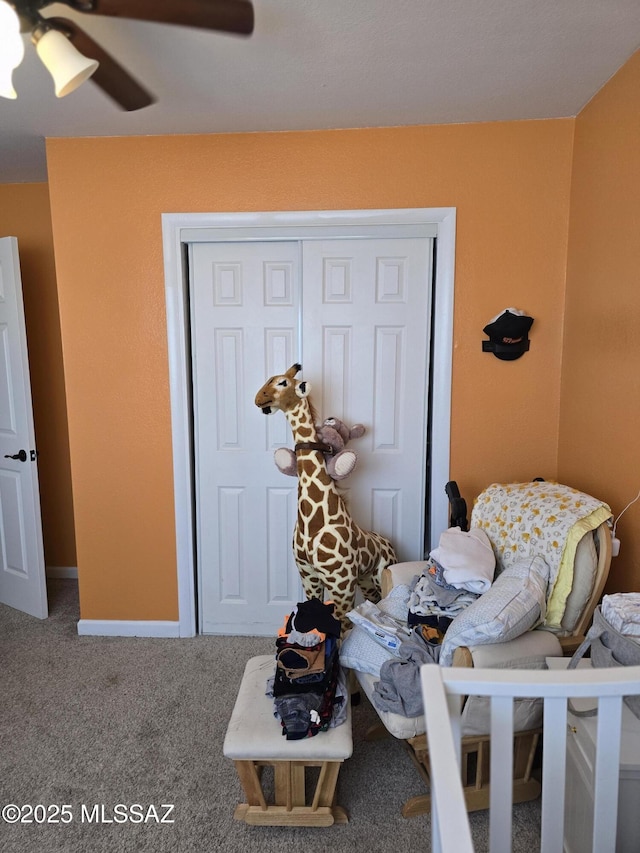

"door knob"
[4,449,27,462]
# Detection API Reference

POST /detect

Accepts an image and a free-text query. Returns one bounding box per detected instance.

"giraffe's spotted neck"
[285,397,316,439]
[285,399,334,488]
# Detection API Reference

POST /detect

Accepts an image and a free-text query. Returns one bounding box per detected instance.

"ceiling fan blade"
[58,0,254,36]
[48,17,155,110]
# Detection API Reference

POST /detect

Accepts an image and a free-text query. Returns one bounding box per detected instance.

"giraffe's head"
[254,363,311,415]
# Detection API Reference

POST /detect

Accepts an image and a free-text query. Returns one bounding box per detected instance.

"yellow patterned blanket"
[471,481,612,628]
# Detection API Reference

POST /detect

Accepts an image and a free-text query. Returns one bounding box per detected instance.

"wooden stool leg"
[313,761,348,824]
[234,760,267,809]
[312,761,340,809]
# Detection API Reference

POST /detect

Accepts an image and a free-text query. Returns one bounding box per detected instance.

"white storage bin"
[547,657,640,853]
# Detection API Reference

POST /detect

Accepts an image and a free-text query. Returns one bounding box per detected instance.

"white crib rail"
[420,663,640,853]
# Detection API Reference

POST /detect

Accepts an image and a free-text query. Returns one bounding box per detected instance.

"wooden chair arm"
[558,635,585,655]
[452,646,474,668]
[380,562,425,598]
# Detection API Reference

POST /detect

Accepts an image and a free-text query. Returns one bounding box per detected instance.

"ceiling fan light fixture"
[33,25,99,98]
[0,0,25,99]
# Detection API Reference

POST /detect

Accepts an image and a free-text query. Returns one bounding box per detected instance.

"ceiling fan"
[0,0,255,110]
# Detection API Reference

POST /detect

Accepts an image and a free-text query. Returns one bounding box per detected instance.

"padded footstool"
[223,655,353,826]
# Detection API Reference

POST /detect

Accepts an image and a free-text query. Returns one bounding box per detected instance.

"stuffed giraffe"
[255,363,397,633]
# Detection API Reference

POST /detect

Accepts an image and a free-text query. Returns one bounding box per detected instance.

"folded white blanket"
[429,526,496,593]
[602,593,640,638]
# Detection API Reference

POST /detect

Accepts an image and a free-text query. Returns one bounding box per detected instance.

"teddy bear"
[273,417,366,481]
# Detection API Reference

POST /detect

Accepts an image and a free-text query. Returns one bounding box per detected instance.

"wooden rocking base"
[358,661,543,818]
[401,729,542,817]
[232,759,349,826]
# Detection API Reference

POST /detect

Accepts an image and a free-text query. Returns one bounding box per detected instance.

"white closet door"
[301,238,432,563]
[190,241,302,635]
[191,236,432,635]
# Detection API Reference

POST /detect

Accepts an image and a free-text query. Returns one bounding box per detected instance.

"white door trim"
[162,208,456,637]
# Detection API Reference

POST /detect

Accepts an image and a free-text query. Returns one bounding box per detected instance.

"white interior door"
[0,237,47,619]
[190,235,432,635]
[302,238,431,559]
[190,242,303,634]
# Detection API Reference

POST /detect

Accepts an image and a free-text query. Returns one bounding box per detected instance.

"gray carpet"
[0,580,542,852]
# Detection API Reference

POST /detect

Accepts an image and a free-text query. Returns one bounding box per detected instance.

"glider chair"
[420,663,640,853]
[347,480,613,816]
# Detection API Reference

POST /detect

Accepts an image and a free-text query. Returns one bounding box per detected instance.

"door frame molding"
[162,208,456,637]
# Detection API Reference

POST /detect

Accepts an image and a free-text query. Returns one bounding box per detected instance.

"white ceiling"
[2,0,639,183]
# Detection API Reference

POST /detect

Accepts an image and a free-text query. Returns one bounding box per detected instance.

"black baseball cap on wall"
[482,309,534,360]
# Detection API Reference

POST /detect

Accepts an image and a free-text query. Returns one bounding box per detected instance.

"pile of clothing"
[602,593,640,639]
[408,526,496,645]
[270,598,346,740]
[372,527,497,716]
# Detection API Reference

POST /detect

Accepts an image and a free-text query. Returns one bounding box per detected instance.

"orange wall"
[0,183,76,569]
[45,119,574,621]
[560,50,640,592]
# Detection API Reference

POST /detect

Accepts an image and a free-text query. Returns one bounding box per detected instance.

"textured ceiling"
[1,0,639,183]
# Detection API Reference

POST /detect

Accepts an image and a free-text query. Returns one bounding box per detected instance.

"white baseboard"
[46,566,78,579]
[77,620,181,638]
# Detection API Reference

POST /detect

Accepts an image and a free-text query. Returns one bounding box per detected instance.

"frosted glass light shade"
[0,62,19,99]
[35,28,98,97]
[0,0,25,99]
